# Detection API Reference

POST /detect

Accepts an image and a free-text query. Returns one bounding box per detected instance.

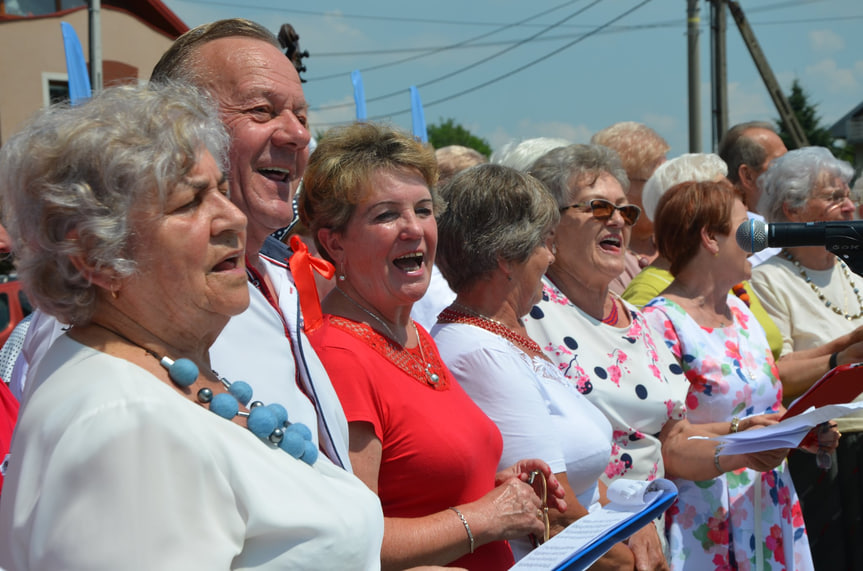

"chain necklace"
[439,303,545,357]
[782,250,863,321]
[336,286,398,340]
[335,286,440,384]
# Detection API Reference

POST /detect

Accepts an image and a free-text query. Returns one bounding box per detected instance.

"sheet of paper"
[686,402,863,455]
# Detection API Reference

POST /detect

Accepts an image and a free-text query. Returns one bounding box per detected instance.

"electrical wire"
[307,0,586,82]
[313,0,655,126]
[313,0,603,110]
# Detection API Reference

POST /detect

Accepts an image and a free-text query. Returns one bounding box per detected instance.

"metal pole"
[687,0,701,152]
[88,0,102,92]
[710,0,728,150]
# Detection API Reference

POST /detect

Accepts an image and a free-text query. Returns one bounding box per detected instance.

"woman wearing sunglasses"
[524,144,791,563]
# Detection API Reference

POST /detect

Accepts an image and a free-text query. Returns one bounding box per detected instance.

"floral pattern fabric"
[524,276,690,486]
[642,295,813,571]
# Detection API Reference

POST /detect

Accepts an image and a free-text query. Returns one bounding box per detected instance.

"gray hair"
[151,18,280,84]
[436,164,559,292]
[717,121,777,184]
[491,137,571,173]
[528,144,629,208]
[757,146,855,223]
[0,83,229,325]
[642,153,728,221]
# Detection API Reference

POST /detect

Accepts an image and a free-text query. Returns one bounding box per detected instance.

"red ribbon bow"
[288,235,335,332]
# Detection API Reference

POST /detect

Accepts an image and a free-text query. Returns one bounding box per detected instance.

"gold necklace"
[782,250,863,321]
[335,287,440,385]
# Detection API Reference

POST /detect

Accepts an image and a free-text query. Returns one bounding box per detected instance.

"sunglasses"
[559,198,641,226]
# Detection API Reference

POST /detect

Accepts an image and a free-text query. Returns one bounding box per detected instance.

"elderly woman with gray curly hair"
[751,146,863,570]
[0,84,383,570]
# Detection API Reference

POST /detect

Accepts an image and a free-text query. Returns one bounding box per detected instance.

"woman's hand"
[798,421,840,455]
[496,459,567,513]
[736,412,782,432]
[737,447,789,472]
[625,523,668,571]
[463,476,547,542]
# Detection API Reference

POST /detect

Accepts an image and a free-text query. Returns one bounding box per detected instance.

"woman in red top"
[299,122,565,570]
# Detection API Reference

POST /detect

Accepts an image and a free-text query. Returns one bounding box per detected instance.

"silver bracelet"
[449,506,475,554]
[714,444,724,474]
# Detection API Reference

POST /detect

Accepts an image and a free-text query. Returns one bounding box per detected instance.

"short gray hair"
[436,164,559,292]
[718,121,777,184]
[151,18,280,84]
[0,83,229,325]
[642,153,728,221]
[758,146,855,223]
[528,144,629,208]
[491,137,571,173]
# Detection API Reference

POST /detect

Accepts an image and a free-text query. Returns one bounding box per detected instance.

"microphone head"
[736,219,768,253]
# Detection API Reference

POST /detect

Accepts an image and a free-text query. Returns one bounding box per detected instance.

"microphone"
[736,219,863,254]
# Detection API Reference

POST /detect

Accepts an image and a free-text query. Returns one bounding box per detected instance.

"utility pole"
[88,0,102,92]
[687,0,701,152]
[709,0,728,150]
[727,1,808,148]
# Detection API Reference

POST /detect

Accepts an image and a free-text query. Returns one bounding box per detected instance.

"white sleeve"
[447,345,567,474]
[9,400,245,570]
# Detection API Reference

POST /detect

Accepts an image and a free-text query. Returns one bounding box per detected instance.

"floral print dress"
[524,277,690,486]
[643,295,813,571]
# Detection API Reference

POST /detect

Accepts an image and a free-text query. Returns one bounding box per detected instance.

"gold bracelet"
[730,417,740,433]
[714,444,724,475]
[449,506,475,554]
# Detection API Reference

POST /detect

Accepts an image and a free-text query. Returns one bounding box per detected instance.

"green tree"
[427,118,492,157]
[776,79,853,162]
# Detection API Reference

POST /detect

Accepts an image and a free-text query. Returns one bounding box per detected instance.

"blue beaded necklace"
[92,322,318,465]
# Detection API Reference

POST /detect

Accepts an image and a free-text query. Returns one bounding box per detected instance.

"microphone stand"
[824,228,863,275]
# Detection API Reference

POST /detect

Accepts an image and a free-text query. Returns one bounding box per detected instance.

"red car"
[0,278,32,347]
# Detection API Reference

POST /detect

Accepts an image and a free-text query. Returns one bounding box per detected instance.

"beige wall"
[0,9,176,144]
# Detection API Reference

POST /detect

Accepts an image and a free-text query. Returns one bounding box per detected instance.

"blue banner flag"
[351,70,367,121]
[410,86,427,143]
[60,22,92,105]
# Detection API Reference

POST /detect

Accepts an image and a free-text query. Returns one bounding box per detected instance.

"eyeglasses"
[559,198,641,226]
[815,186,852,208]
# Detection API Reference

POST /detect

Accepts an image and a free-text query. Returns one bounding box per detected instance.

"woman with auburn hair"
[299,122,565,570]
[642,179,823,570]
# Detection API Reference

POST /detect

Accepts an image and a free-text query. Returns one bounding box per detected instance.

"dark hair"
[717,121,777,184]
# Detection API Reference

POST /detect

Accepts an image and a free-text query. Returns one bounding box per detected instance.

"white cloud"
[726,81,774,125]
[309,94,356,133]
[485,120,591,153]
[808,29,844,54]
[805,59,859,92]
[641,114,677,137]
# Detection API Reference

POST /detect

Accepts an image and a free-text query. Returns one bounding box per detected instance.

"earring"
[338,262,346,282]
[551,243,558,256]
[111,288,119,300]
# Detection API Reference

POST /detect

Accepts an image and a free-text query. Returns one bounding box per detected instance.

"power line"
[310,13,859,58]
[313,0,604,111]
[308,0,587,82]
[314,0,655,127]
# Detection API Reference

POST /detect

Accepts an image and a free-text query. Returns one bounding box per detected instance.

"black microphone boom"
[736,219,863,274]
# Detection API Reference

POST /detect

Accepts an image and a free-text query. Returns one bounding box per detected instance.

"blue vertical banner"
[351,70,367,121]
[410,86,428,143]
[60,22,92,105]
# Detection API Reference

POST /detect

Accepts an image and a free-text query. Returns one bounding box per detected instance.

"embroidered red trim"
[328,317,450,390]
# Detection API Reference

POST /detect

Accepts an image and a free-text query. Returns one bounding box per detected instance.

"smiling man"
[151,19,350,469]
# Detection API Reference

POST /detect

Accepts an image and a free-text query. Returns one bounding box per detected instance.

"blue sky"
[163,0,863,157]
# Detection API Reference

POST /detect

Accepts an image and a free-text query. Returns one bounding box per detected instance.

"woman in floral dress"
[642,179,815,570]
[524,144,793,565]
